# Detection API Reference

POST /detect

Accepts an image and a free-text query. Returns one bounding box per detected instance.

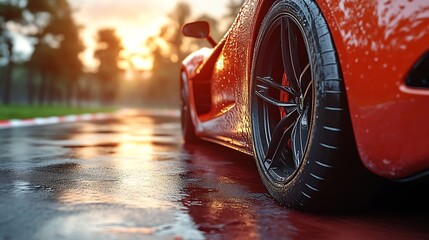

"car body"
[181,0,429,210]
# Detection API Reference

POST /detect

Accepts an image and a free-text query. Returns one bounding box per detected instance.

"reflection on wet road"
[0,109,428,239]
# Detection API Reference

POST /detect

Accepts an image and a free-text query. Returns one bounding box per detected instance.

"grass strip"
[0,105,117,120]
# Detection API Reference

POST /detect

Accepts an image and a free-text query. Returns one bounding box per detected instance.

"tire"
[250,0,377,211]
[180,71,198,142]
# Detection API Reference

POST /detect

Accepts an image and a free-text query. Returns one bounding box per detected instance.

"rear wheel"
[250,0,376,211]
[180,71,197,142]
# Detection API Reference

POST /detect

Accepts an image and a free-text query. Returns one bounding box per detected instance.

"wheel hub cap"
[297,95,304,114]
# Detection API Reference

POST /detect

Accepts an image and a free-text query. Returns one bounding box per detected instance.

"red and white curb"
[0,109,180,129]
[0,113,114,129]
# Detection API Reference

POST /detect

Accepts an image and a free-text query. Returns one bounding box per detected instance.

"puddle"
[13,180,51,193]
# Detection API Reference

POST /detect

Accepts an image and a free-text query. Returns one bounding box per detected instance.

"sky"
[70,0,232,71]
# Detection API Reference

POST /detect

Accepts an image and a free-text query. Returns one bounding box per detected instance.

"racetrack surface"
[0,109,428,239]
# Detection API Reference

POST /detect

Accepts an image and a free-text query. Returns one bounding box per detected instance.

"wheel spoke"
[288,20,301,89]
[262,99,271,143]
[281,18,301,94]
[265,109,298,168]
[291,109,310,167]
[299,63,310,88]
[265,124,295,170]
[256,76,295,96]
[255,86,297,108]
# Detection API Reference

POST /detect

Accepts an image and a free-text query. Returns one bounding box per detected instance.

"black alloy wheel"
[252,9,312,184]
[250,0,378,211]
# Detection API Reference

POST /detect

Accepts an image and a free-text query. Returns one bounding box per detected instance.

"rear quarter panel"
[316,0,429,178]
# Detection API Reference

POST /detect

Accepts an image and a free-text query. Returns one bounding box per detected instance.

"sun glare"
[115,22,164,72]
[73,0,232,75]
[131,55,152,70]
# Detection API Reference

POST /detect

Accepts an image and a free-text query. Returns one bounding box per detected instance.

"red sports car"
[180,0,429,211]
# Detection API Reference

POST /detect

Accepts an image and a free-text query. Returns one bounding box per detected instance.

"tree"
[52,1,84,106]
[0,0,82,105]
[168,2,191,63]
[24,0,54,105]
[94,28,123,104]
[0,1,24,105]
[142,2,192,107]
[27,0,83,105]
[0,0,57,105]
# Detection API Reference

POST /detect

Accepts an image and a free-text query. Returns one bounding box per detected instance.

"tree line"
[0,0,244,108]
[0,0,125,106]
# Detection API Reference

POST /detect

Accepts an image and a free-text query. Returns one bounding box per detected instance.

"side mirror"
[182,21,209,38]
[182,21,217,47]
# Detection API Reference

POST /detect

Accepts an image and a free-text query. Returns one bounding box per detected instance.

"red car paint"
[181,0,429,179]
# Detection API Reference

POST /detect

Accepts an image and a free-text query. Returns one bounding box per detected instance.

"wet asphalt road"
[1,109,429,240]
